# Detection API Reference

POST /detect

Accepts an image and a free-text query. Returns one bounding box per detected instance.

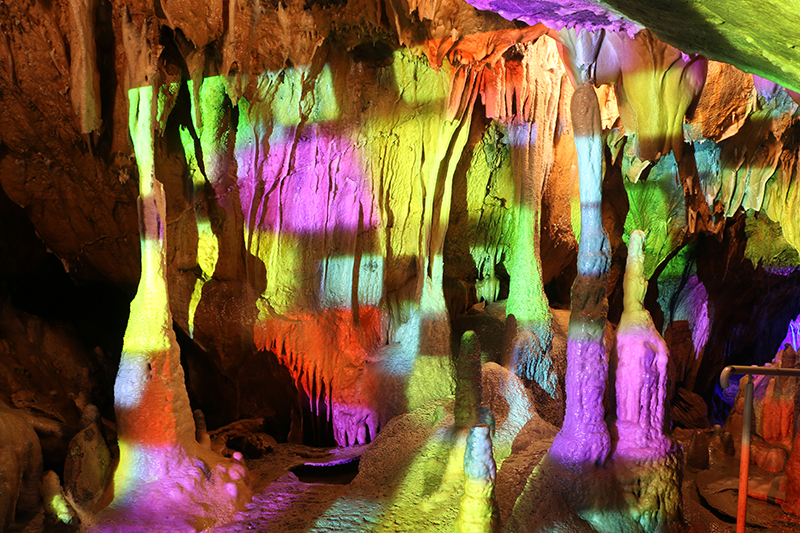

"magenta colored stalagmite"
[614,230,672,460]
[613,230,680,532]
[550,80,611,467]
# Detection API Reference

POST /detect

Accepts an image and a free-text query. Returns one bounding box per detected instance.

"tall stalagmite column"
[614,231,671,456]
[93,11,250,531]
[111,11,198,492]
[550,80,611,466]
[504,38,564,403]
[613,230,680,531]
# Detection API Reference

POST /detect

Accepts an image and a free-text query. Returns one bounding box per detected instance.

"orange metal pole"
[736,375,754,533]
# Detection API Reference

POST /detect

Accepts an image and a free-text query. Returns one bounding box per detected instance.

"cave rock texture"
[3,0,800,531]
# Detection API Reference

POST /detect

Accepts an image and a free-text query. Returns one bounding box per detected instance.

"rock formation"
[457,424,500,533]
[0,401,43,532]
[550,79,610,467]
[3,0,800,531]
[613,230,680,531]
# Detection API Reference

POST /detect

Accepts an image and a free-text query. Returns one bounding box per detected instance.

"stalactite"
[595,30,706,162]
[623,151,686,279]
[160,0,223,50]
[66,0,101,135]
[190,75,244,283]
[254,307,386,445]
[464,123,514,304]
[505,111,557,384]
[229,49,491,445]
[682,67,800,256]
[556,28,604,86]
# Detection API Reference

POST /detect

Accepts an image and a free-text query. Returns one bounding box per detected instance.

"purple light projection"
[227,51,480,445]
[754,75,800,106]
[550,80,611,466]
[237,122,379,238]
[614,230,672,462]
[461,0,640,36]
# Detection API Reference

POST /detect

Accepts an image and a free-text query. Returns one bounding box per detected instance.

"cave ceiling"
[1,0,796,289]
[464,0,800,93]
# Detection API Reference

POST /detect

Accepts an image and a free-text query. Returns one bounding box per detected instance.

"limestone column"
[550,80,611,466]
[92,11,250,530]
[613,230,680,531]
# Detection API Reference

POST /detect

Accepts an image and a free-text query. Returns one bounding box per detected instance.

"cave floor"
[14,400,800,532]
[201,403,800,533]
[15,437,800,532]
[204,445,800,533]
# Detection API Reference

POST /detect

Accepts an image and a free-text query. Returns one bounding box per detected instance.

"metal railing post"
[720,364,800,533]
[736,374,753,533]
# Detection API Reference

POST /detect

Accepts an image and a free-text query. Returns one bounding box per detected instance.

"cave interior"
[2,0,800,531]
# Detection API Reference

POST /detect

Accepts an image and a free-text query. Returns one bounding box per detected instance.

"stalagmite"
[501,39,562,389]
[614,231,671,457]
[502,64,617,533]
[455,331,482,430]
[90,12,251,531]
[787,379,800,514]
[456,424,499,533]
[613,230,680,532]
[725,341,799,476]
[761,346,796,450]
[550,79,611,466]
[769,319,800,514]
[7,0,800,529]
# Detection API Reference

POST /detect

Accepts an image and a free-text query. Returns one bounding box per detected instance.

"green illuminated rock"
[594,0,800,93]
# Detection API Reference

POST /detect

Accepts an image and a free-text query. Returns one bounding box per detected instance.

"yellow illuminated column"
[93,15,250,525]
[107,79,197,507]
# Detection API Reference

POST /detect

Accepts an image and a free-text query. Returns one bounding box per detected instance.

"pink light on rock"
[613,230,672,462]
[237,122,379,238]
[550,80,611,467]
[611,230,680,531]
[460,0,639,36]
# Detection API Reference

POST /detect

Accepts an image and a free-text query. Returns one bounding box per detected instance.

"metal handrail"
[720,365,800,389]
[719,365,800,533]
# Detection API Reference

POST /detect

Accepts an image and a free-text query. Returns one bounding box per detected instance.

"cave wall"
[2,0,800,449]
